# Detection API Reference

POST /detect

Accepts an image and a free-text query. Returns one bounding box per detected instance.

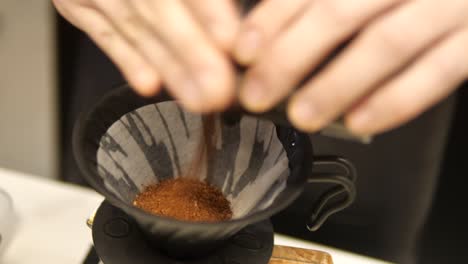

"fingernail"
[134,70,158,96]
[198,68,227,105]
[235,27,261,64]
[290,98,320,131]
[241,79,268,111]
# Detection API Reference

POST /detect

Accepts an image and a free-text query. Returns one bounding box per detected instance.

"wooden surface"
[269,245,334,264]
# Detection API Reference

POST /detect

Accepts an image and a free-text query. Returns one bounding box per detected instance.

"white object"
[0,167,393,264]
[0,188,17,256]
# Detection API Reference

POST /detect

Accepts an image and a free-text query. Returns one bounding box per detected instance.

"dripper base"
[92,200,274,264]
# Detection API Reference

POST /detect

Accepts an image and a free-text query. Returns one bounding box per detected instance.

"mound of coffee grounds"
[133,178,232,222]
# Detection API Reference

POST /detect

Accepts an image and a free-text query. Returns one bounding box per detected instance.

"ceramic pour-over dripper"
[74,85,356,259]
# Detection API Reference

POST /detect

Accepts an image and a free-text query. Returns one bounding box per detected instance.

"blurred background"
[0,0,125,182]
[1,1,467,263]
[0,0,57,179]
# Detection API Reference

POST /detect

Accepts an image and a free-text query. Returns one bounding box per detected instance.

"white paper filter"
[96,102,289,219]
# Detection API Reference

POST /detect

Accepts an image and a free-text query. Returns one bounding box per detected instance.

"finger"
[234,0,310,64]
[91,0,210,111]
[185,0,240,51]
[52,0,82,28]
[240,0,402,112]
[346,29,468,135]
[288,0,466,132]
[61,4,161,96]
[133,0,235,112]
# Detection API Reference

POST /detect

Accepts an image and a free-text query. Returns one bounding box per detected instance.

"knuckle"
[89,0,105,8]
[94,27,115,43]
[122,12,140,27]
[121,15,144,44]
[371,24,412,57]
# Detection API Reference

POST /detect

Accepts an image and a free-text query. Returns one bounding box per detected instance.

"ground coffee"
[133,178,232,222]
[133,114,232,222]
[185,114,218,180]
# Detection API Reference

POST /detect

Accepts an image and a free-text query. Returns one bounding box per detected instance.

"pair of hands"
[53,0,468,135]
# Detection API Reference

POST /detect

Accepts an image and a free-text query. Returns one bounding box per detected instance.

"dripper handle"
[306,156,357,231]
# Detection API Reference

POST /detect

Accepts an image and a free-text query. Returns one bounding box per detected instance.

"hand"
[234,0,468,135]
[53,0,240,112]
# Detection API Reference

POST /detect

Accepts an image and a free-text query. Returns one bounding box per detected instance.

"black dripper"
[73,85,356,259]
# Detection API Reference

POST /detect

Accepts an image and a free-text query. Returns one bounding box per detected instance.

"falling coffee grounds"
[133,178,232,222]
[133,114,231,222]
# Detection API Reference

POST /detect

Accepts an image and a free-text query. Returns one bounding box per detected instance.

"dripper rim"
[73,84,310,228]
